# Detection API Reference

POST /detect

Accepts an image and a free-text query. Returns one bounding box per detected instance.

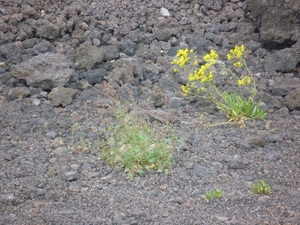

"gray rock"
[238,22,256,35]
[0,95,7,103]
[22,38,38,49]
[152,91,165,108]
[48,87,77,107]
[147,188,158,197]
[138,32,156,44]
[153,17,181,42]
[183,161,194,169]
[170,97,186,108]
[32,40,55,54]
[0,31,15,45]
[46,131,57,139]
[33,19,60,40]
[258,195,271,202]
[186,36,216,54]
[0,42,23,64]
[228,159,248,170]
[7,13,23,26]
[102,45,120,61]
[234,139,252,150]
[64,171,79,181]
[7,87,30,100]
[283,88,300,110]
[255,91,282,109]
[249,0,300,47]
[147,109,177,123]
[0,216,12,225]
[0,194,15,204]
[109,57,141,85]
[81,69,106,85]
[22,5,37,17]
[192,166,217,180]
[270,77,300,97]
[3,153,13,161]
[10,53,73,90]
[245,136,266,148]
[120,83,138,100]
[136,41,162,61]
[254,48,267,57]
[143,63,160,83]
[113,213,126,224]
[158,75,179,93]
[160,7,170,17]
[53,147,70,155]
[75,42,106,71]
[92,38,101,46]
[76,79,92,90]
[203,0,225,10]
[275,106,290,115]
[264,48,299,72]
[216,216,229,222]
[118,38,137,56]
[31,98,41,106]
[110,67,134,85]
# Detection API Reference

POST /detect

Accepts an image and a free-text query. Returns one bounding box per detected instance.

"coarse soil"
[1,0,300,224]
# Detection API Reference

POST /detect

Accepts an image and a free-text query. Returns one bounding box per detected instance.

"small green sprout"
[202,188,224,201]
[249,180,272,195]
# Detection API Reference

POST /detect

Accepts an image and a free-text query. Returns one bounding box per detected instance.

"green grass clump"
[216,92,267,123]
[98,84,178,179]
[202,188,224,201]
[249,180,272,195]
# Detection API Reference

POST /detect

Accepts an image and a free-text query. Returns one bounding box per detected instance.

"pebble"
[64,171,79,181]
[160,7,170,17]
[3,153,13,161]
[159,184,168,190]
[258,196,271,202]
[46,130,57,139]
[216,216,229,222]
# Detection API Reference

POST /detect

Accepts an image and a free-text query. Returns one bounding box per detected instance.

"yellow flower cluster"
[203,49,219,65]
[227,45,246,67]
[171,48,193,68]
[188,50,219,84]
[181,83,195,96]
[173,45,252,97]
[171,44,265,124]
[237,75,252,86]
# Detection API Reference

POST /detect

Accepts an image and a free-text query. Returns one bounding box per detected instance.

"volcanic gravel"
[0,0,300,224]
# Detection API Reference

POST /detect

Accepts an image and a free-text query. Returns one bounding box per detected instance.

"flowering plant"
[172,45,266,125]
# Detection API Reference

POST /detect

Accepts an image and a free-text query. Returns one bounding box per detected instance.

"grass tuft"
[249,180,272,195]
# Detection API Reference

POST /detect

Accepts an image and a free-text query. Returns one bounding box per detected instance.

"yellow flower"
[203,49,219,64]
[237,76,252,86]
[181,85,189,96]
[227,45,246,61]
[210,49,219,60]
[150,163,156,169]
[197,87,206,92]
[233,61,243,67]
[173,68,178,73]
[174,48,191,68]
[171,59,177,64]
[181,83,196,96]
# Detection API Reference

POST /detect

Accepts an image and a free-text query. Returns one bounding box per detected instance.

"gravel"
[0,0,300,224]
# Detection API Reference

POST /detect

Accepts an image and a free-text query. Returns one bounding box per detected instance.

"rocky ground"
[1,0,300,224]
